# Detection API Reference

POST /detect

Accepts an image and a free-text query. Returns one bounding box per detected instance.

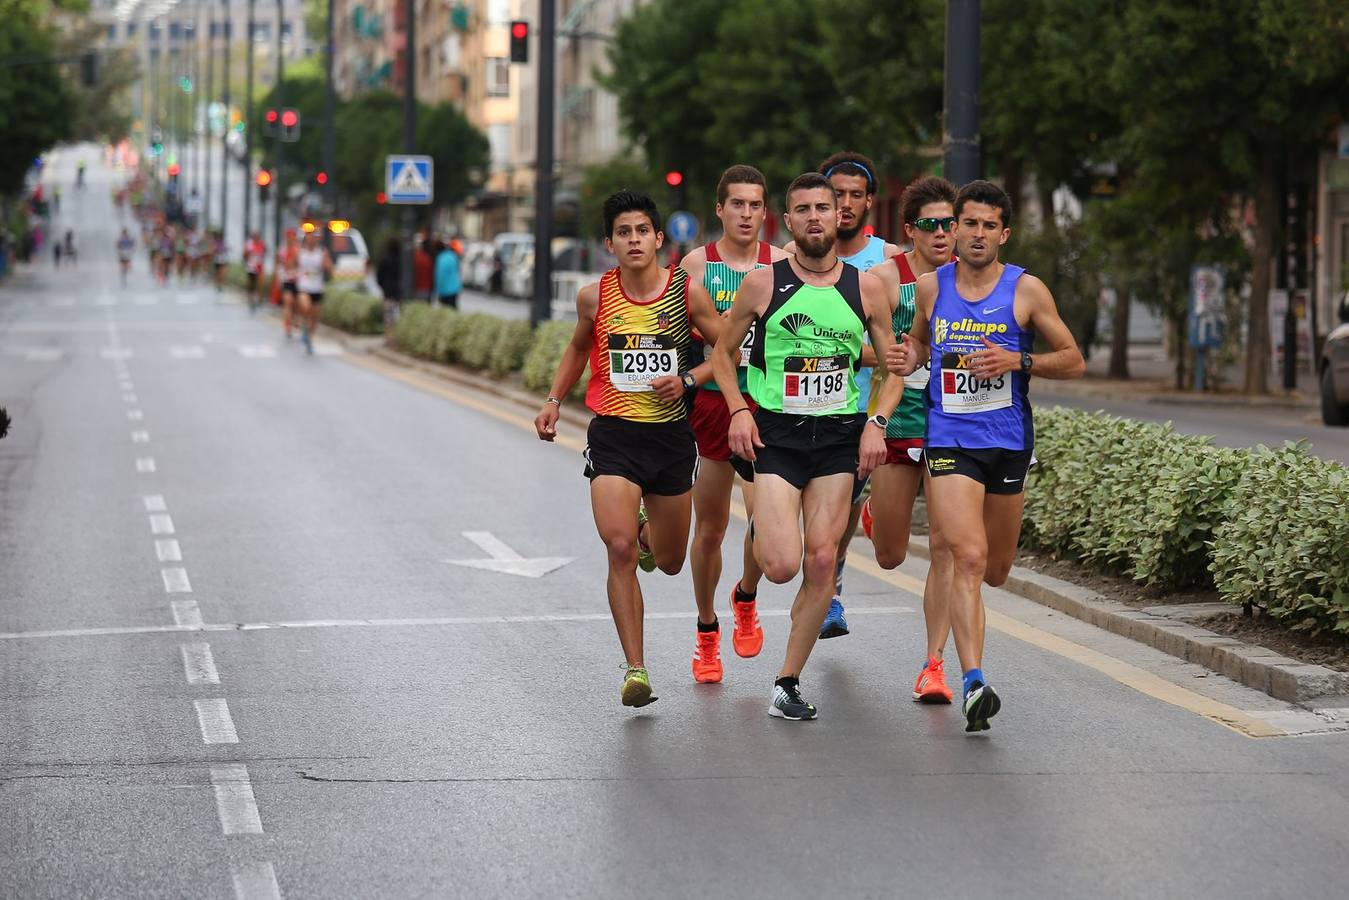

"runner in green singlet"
[679,165,788,684]
[710,173,903,722]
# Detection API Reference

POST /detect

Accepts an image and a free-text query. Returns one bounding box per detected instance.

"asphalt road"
[4,150,1349,899]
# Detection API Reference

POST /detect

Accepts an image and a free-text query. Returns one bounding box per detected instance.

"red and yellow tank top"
[585,265,692,423]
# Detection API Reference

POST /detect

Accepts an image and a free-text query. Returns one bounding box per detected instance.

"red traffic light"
[167,163,180,176]
[315,171,328,185]
[265,109,278,124]
[375,191,387,205]
[511,21,528,40]
[665,170,684,187]
[281,110,299,128]
[255,169,272,187]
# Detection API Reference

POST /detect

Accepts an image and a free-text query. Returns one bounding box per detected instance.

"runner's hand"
[886,333,919,376]
[728,410,763,461]
[534,404,560,442]
[649,375,684,403]
[858,420,886,479]
[969,338,1017,379]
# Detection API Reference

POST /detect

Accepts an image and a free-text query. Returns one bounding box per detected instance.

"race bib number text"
[608,334,677,392]
[939,351,1011,414]
[783,354,850,413]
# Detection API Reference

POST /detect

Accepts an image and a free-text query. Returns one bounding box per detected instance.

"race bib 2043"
[608,333,678,392]
[939,350,1011,414]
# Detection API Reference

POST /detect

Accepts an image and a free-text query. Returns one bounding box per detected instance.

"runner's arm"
[535,282,598,440]
[684,281,723,388]
[966,275,1084,380]
[859,260,900,368]
[716,268,770,460]
[859,272,899,478]
[885,273,933,375]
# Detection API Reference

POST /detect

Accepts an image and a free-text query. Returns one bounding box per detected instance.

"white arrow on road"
[446,531,574,579]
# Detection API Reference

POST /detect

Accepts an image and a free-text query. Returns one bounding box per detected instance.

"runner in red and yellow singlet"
[535,191,723,709]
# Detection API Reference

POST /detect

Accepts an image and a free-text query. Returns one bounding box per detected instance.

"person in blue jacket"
[434,238,463,309]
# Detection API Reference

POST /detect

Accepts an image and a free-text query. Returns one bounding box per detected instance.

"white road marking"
[177,297,201,305]
[135,457,156,472]
[24,347,63,361]
[200,333,219,343]
[101,347,133,359]
[134,297,159,306]
[313,343,343,356]
[447,531,574,579]
[143,494,167,511]
[132,430,150,443]
[238,344,277,359]
[96,297,116,307]
[210,764,263,833]
[180,643,220,685]
[120,380,135,390]
[170,345,205,359]
[149,514,175,535]
[196,699,239,743]
[156,539,182,562]
[123,392,138,403]
[232,862,281,900]
[52,298,74,307]
[127,409,144,421]
[171,599,203,627]
[162,567,193,593]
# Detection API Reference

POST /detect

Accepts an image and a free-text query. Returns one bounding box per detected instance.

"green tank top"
[700,241,772,394]
[747,260,866,415]
[869,254,929,440]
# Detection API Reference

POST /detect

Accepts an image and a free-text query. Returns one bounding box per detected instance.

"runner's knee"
[803,543,838,585]
[603,534,639,570]
[949,540,987,580]
[692,519,727,555]
[875,543,908,570]
[983,558,1013,587]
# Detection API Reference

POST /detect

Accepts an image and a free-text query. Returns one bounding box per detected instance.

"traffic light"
[315,171,328,186]
[375,191,387,205]
[179,76,193,93]
[255,168,272,202]
[167,163,181,180]
[280,108,300,142]
[665,170,684,187]
[263,108,278,137]
[509,21,529,63]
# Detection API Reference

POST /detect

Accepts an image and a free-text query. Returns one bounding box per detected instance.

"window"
[170,23,182,39]
[485,57,509,97]
[486,0,510,27]
[488,123,511,171]
[107,24,117,40]
[252,22,271,40]
[126,22,137,37]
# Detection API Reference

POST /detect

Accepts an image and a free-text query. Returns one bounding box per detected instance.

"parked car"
[314,220,378,294]
[460,241,496,290]
[1320,291,1349,427]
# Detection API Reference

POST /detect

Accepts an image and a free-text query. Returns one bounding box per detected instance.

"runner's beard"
[836,207,869,242]
[795,231,836,259]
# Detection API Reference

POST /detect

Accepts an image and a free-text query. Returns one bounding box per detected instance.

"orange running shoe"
[730,585,764,658]
[912,656,953,704]
[861,497,874,540]
[692,626,723,683]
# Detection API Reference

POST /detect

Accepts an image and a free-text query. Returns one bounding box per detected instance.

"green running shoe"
[621,665,658,707]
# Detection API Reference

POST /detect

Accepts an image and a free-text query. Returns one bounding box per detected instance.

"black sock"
[734,584,757,604]
[697,617,719,633]
[775,676,799,691]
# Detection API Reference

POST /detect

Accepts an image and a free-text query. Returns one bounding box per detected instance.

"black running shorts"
[752,408,863,491]
[925,447,1034,495]
[583,415,698,496]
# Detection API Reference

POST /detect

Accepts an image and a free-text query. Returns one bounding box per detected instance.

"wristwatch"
[679,370,697,392]
[867,414,888,430]
[1020,352,1034,376]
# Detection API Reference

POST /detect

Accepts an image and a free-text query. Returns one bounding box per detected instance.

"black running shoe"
[769,682,818,721]
[962,681,1001,732]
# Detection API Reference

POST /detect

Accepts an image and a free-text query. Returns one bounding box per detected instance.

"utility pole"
[942,0,981,186]
[400,0,416,303]
[220,0,231,245]
[272,0,285,260]
[530,0,556,326]
[243,0,255,247]
[203,0,214,228]
[322,0,336,213]
[190,8,199,202]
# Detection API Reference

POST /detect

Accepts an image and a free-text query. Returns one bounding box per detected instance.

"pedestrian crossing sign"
[385,155,434,205]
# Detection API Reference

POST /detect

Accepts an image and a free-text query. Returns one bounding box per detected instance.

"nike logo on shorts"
[1003,476,1021,483]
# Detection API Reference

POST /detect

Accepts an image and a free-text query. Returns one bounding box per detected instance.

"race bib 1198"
[783,353,850,413]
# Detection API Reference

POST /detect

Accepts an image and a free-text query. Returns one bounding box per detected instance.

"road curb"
[904,535,1349,705]
[1035,379,1316,411]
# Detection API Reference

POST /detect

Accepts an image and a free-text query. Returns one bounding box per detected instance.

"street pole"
[400,0,416,303]
[190,8,199,205]
[942,0,981,186]
[322,0,336,213]
[220,0,231,245]
[272,0,285,260]
[243,0,255,246]
[530,0,556,326]
[203,0,214,229]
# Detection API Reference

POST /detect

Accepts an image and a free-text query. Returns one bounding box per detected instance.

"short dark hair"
[818,151,879,195]
[603,190,662,238]
[716,165,768,205]
[785,172,835,209]
[955,179,1013,228]
[900,176,958,225]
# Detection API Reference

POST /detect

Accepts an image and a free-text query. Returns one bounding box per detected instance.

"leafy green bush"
[1210,446,1349,635]
[320,288,384,335]
[391,302,440,358]
[522,319,588,400]
[489,320,534,377]
[457,313,505,370]
[224,262,250,292]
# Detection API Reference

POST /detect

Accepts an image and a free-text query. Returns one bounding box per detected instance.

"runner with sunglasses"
[861,176,959,702]
[887,180,1085,731]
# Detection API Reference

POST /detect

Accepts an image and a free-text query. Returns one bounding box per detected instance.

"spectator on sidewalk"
[434,239,462,309]
[412,238,433,301]
[376,236,403,334]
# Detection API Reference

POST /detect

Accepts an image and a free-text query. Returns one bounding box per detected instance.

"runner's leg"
[690,458,734,624]
[982,491,1025,587]
[590,476,648,667]
[641,490,692,577]
[737,480,763,593]
[868,462,921,569]
[749,473,804,584]
[925,473,988,674]
[780,473,852,677]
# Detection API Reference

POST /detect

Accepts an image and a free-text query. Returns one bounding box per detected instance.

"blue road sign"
[386,155,434,205]
[666,210,698,243]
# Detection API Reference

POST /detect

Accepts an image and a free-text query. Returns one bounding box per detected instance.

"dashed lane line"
[136,456,156,472]
[171,600,204,627]
[232,862,282,900]
[156,539,182,562]
[132,430,150,443]
[144,494,167,511]
[181,643,221,685]
[149,514,175,535]
[162,567,193,593]
[210,764,263,833]
[127,409,144,421]
[195,699,240,744]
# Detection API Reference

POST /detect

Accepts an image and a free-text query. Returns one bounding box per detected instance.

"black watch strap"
[1020,351,1034,375]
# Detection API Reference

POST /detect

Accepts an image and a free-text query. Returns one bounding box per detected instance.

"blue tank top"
[926,261,1034,450]
[839,235,888,410]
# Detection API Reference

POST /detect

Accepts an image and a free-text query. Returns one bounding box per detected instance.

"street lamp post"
[272,0,285,259]
[220,0,231,245]
[204,0,214,228]
[322,0,336,212]
[400,0,416,303]
[530,0,556,326]
[243,0,255,246]
[942,0,981,186]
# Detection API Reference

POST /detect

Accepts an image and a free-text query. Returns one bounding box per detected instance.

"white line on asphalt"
[149,514,175,535]
[24,348,63,361]
[195,699,239,744]
[123,392,138,403]
[162,568,192,593]
[95,297,116,307]
[231,862,281,900]
[52,298,74,307]
[238,345,277,359]
[120,380,135,390]
[170,344,205,358]
[177,297,201,305]
[180,643,220,685]
[143,494,167,511]
[156,539,182,562]
[136,457,156,472]
[134,297,159,306]
[101,347,133,359]
[0,606,915,640]
[127,409,144,421]
[132,430,150,443]
[210,764,263,833]
[171,600,203,627]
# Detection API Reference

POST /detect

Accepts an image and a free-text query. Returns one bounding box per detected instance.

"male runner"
[296,230,333,354]
[277,230,301,339]
[888,180,1085,731]
[534,191,722,709]
[679,165,787,683]
[244,231,267,312]
[861,175,959,702]
[116,228,136,286]
[712,173,902,721]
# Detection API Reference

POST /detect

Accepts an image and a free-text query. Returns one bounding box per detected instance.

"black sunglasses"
[911,216,957,233]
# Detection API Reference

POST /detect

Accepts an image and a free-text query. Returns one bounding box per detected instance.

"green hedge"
[522,319,588,401]
[1026,407,1349,635]
[320,288,384,335]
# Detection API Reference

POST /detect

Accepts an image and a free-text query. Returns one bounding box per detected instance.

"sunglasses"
[911,216,957,233]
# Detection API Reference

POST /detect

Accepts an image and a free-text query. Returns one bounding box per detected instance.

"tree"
[0,1,74,195]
